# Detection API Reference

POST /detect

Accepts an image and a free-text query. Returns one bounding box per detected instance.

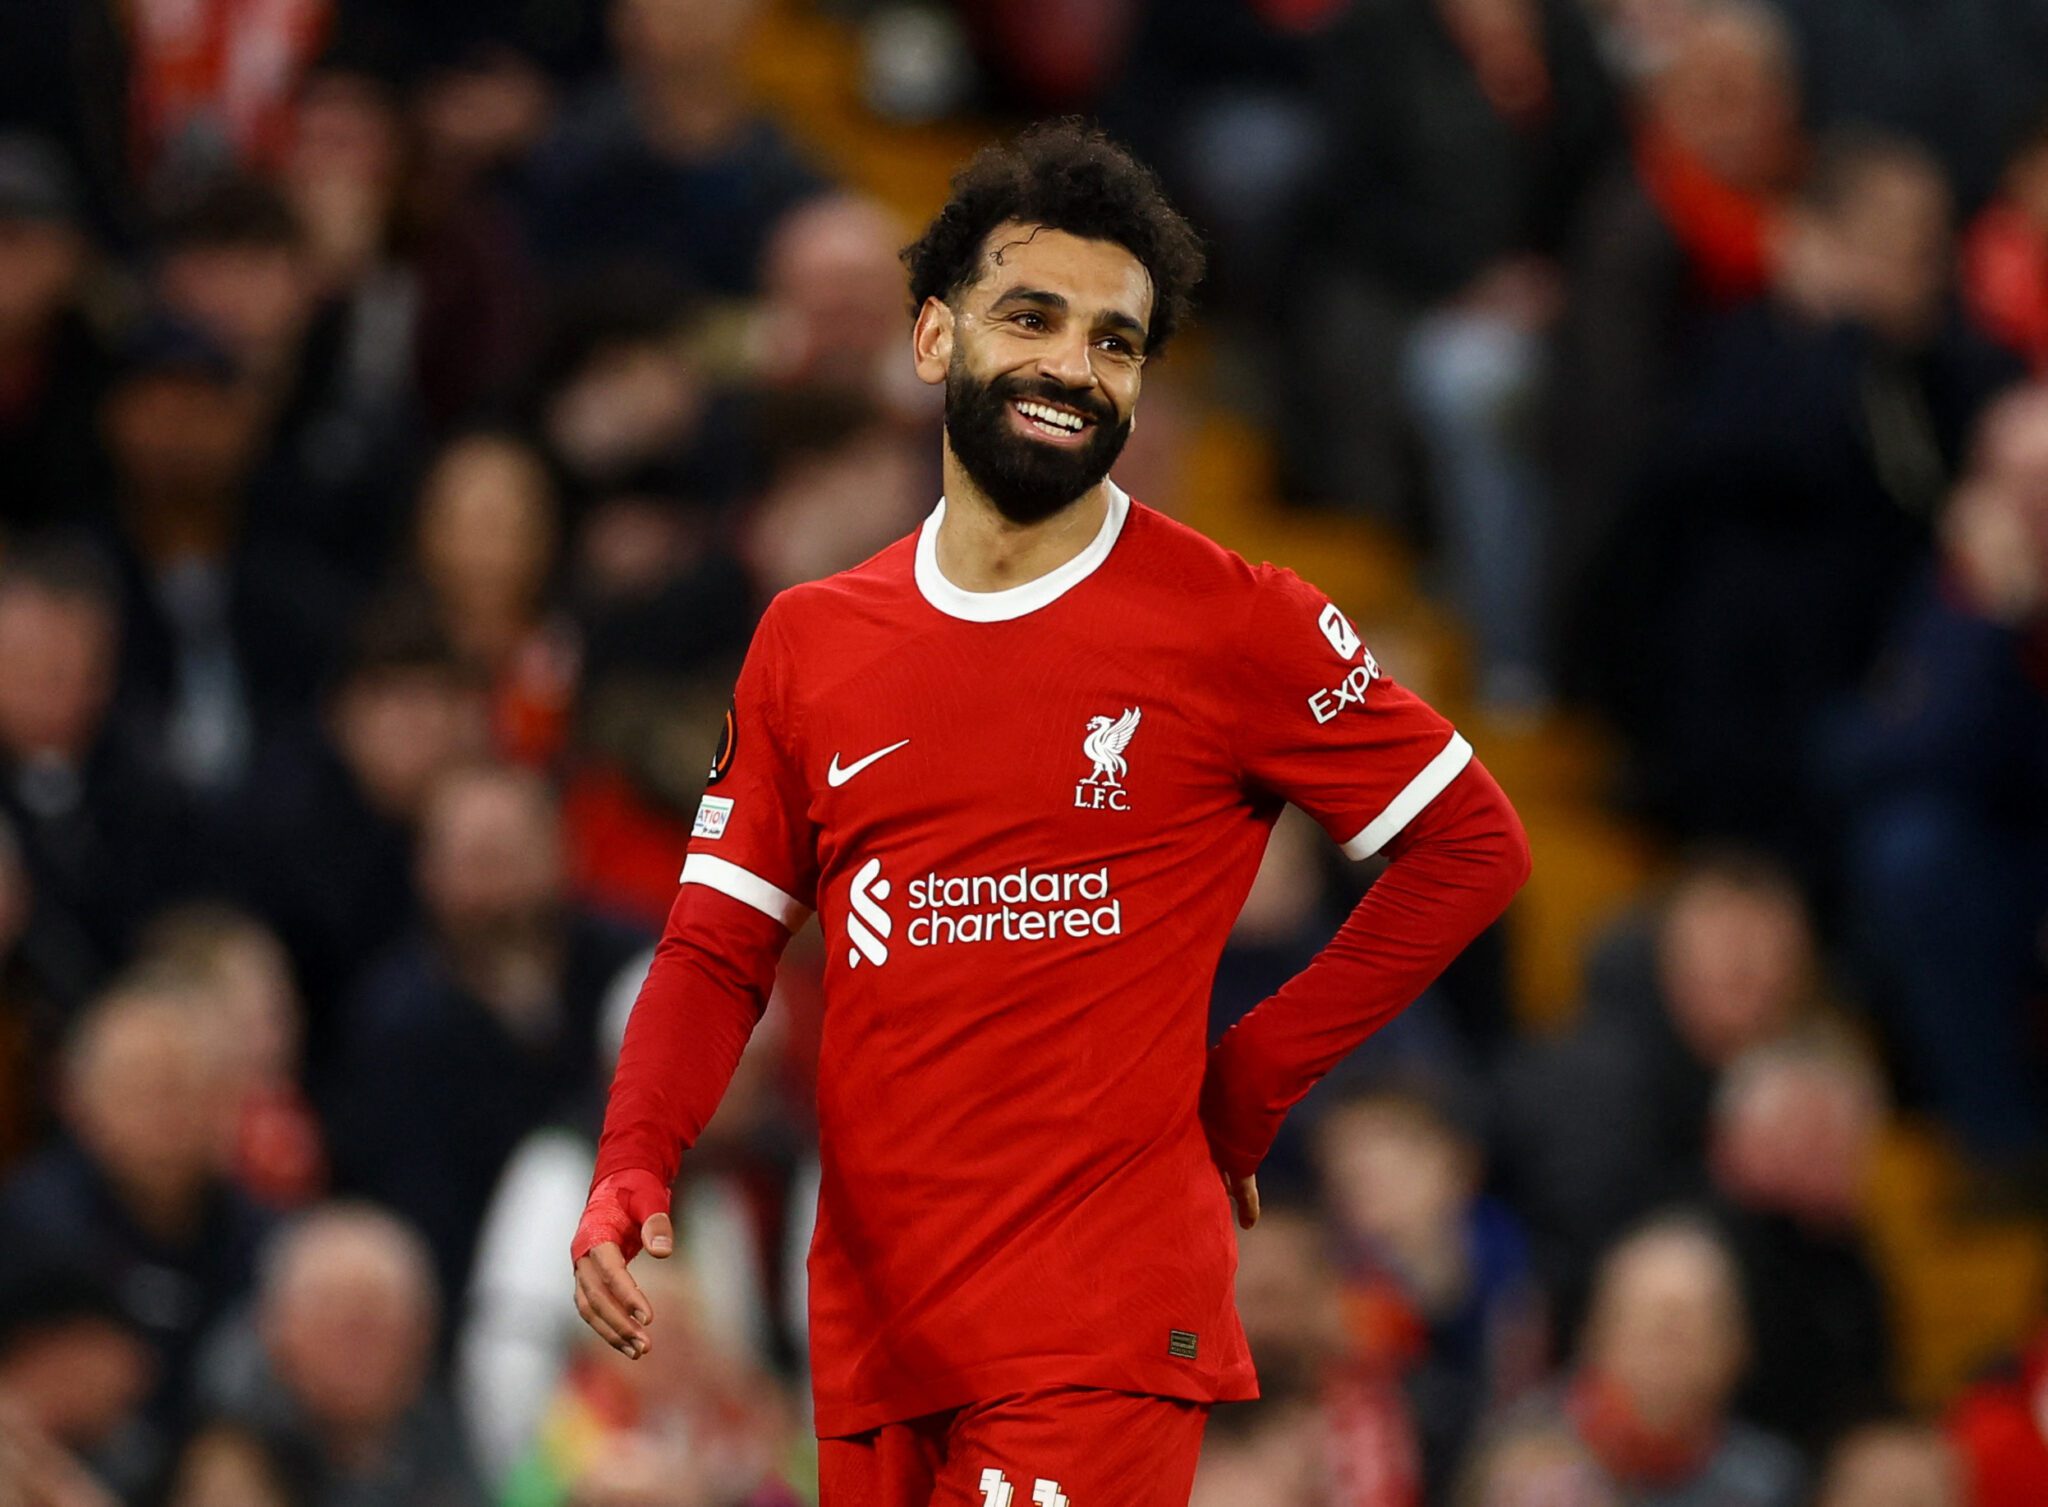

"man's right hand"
[572,1169,674,1359]
[1224,1170,1260,1231]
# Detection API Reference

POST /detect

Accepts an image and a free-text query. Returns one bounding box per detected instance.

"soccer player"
[571,120,1531,1506]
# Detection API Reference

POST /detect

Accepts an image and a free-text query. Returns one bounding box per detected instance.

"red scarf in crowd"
[1631,117,1780,305]
[1567,1372,1721,1488]
[128,0,330,178]
[1962,202,2048,373]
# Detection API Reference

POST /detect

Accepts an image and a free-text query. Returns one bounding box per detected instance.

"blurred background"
[0,0,2046,1503]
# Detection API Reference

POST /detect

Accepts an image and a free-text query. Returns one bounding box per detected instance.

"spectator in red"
[141,904,327,1211]
[1543,1214,1802,1507]
[1620,0,1801,302]
[1553,0,1805,674]
[949,0,1142,116]
[1590,130,2021,847]
[410,431,577,768]
[125,0,330,198]
[1220,1204,1423,1507]
[1962,108,2048,374]
[1313,1077,1546,1501]
[560,678,732,932]
[1949,1321,2048,1507]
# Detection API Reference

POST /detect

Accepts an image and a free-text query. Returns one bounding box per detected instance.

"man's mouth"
[1011,397,1097,443]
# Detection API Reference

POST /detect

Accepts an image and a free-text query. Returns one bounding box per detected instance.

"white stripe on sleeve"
[680,854,811,930]
[1339,732,1475,860]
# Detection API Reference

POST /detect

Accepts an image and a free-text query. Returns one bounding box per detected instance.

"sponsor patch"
[1307,650,1382,724]
[1319,601,1362,660]
[706,700,737,785]
[692,794,734,840]
[841,857,1128,968]
[1168,1329,1199,1359]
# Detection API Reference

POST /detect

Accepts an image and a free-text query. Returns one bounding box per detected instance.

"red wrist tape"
[570,1168,670,1266]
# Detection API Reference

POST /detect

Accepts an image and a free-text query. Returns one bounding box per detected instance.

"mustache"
[994,374,1115,425]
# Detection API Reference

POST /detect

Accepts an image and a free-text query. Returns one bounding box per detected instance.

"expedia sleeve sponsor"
[1231,566,1466,858]
[1307,650,1382,725]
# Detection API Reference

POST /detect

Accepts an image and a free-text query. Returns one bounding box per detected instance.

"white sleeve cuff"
[1339,732,1474,859]
[680,854,810,930]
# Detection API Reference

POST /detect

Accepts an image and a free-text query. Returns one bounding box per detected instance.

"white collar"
[914,482,1131,622]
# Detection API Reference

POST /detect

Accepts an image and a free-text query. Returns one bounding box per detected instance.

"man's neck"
[934,446,1109,594]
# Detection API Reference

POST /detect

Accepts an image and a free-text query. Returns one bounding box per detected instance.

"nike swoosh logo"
[827,739,910,787]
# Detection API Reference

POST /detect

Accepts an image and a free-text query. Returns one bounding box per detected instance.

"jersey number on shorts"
[978,1469,1069,1507]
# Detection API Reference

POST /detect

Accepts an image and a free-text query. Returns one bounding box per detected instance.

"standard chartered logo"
[841,858,1124,967]
[847,857,893,967]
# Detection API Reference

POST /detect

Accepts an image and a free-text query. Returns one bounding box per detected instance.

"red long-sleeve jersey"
[581,487,1529,1436]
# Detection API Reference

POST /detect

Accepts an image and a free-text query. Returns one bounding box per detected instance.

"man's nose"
[1036,329,1099,391]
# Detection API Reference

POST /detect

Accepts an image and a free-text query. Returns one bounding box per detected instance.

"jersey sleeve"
[680,599,820,927]
[580,603,819,1240]
[1229,565,1471,859]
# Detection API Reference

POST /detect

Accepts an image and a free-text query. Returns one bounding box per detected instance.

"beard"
[943,354,1132,525]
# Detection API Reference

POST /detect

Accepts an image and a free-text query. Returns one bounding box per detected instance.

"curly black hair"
[902,119,1207,357]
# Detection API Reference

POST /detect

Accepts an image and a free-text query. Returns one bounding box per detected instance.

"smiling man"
[570,120,1530,1507]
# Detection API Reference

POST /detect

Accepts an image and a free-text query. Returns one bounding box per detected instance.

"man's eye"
[1011,312,1046,330]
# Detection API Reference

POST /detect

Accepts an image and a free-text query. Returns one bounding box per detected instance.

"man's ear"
[912,296,954,386]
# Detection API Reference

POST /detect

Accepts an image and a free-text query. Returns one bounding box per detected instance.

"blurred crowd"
[0,0,2046,1504]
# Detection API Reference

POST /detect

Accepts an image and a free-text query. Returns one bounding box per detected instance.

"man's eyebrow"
[987,285,1068,313]
[987,285,1150,343]
[1098,308,1148,343]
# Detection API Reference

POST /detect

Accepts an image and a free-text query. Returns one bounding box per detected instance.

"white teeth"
[1018,401,1085,432]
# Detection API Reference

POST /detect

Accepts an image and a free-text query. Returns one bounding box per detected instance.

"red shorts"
[817,1386,1210,1507]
